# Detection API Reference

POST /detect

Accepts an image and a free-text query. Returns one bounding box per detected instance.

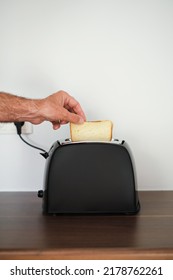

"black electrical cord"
[14,122,49,158]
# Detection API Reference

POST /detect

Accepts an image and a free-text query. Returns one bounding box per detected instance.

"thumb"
[65,110,85,124]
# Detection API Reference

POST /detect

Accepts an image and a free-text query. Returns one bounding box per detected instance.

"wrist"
[14,97,44,124]
[25,98,45,124]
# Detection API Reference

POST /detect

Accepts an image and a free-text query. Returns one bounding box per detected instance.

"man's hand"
[0,90,86,129]
[39,91,86,129]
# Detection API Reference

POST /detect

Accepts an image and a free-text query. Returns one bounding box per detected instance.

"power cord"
[14,122,49,158]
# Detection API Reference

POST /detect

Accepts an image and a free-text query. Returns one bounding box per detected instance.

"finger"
[60,120,68,125]
[52,122,61,130]
[61,108,84,124]
[65,96,86,121]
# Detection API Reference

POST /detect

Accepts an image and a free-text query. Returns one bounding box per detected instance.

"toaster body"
[40,139,140,214]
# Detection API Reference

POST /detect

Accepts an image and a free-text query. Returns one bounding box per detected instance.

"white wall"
[0,0,173,191]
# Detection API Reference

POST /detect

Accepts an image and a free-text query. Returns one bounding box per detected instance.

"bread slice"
[70,120,113,142]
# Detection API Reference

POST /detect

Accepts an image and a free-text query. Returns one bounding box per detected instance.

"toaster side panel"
[44,142,139,214]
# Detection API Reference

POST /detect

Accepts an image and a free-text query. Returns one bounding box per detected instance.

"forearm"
[0,92,42,123]
[0,90,85,128]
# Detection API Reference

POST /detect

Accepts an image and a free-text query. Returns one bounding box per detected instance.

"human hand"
[39,90,86,129]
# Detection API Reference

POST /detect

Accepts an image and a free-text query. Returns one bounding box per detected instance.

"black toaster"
[38,139,140,214]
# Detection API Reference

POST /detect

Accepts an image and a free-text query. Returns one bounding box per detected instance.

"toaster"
[38,139,140,214]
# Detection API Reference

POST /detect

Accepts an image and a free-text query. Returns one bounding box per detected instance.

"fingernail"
[78,117,84,124]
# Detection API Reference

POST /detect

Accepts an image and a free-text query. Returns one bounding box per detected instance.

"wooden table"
[0,191,173,260]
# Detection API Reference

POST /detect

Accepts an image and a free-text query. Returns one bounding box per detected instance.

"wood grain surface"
[0,191,173,259]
